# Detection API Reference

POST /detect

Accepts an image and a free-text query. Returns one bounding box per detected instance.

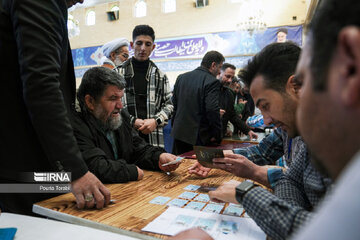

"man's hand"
[220,109,226,117]
[170,228,214,240]
[223,150,233,155]
[138,118,157,134]
[225,129,233,137]
[213,153,269,186]
[208,180,240,204]
[137,166,144,180]
[159,153,180,172]
[134,118,144,130]
[213,153,257,179]
[248,130,258,140]
[188,161,212,177]
[71,171,110,209]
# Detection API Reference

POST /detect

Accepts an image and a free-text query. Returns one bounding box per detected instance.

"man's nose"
[116,100,123,109]
[263,112,273,125]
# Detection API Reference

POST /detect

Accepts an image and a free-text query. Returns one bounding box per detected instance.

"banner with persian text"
[72,25,302,74]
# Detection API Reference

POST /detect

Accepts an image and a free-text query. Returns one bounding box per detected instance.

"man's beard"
[222,81,230,87]
[113,56,123,67]
[94,108,122,131]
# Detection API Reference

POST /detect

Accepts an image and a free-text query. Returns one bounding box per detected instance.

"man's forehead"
[225,67,235,73]
[104,85,123,94]
[119,46,129,51]
[250,75,273,104]
[134,35,153,43]
[296,43,312,76]
[250,75,265,92]
[221,67,235,76]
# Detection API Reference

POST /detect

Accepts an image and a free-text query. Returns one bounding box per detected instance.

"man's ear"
[152,43,156,51]
[337,27,360,107]
[286,75,301,95]
[130,41,134,48]
[85,94,95,112]
[110,52,116,61]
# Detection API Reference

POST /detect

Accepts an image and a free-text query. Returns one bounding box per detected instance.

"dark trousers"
[172,139,193,155]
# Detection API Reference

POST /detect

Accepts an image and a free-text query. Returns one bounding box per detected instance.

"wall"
[69,0,309,87]
[70,0,308,48]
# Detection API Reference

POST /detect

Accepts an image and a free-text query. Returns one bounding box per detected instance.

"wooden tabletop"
[33,159,246,239]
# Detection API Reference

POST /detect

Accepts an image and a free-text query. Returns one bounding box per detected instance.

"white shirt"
[293,151,360,240]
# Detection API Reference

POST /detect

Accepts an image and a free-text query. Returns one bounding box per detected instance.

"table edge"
[32,204,160,240]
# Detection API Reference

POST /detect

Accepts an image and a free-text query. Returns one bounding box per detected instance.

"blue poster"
[72,25,302,76]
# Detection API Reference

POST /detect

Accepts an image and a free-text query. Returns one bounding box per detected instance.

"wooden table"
[33,159,246,240]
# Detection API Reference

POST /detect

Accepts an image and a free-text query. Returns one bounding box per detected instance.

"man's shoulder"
[115,59,131,75]
[148,60,167,78]
[69,109,94,135]
[222,86,235,95]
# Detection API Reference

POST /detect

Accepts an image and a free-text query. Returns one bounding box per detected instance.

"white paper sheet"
[142,207,265,240]
[0,213,140,240]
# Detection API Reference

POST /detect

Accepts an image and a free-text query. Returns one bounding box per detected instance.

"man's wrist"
[155,117,162,126]
[235,181,256,204]
[252,165,269,187]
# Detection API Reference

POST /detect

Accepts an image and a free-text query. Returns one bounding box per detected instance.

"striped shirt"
[115,58,173,148]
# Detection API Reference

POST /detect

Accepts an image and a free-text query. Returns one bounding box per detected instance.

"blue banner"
[72,25,302,72]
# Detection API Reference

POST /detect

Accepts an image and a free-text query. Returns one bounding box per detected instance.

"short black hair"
[201,51,225,69]
[221,63,236,71]
[77,67,126,112]
[308,0,360,91]
[238,42,301,93]
[277,28,288,35]
[132,25,155,42]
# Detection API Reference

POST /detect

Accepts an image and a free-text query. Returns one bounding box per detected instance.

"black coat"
[220,86,250,135]
[71,109,164,183]
[0,0,88,215]
[171,66,221,145]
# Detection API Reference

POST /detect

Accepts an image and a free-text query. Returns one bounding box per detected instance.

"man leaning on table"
[189,42,306,189]
[0,0,110,215]
[71,67,179,183]
[174,0,360,239]
[182,42,332,240]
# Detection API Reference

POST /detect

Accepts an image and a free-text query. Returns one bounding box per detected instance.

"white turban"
[102,38,129,58]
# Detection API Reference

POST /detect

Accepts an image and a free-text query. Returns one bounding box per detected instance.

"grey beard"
[107,113,122,130]
[93,108,122,131]
[113,57,123,67]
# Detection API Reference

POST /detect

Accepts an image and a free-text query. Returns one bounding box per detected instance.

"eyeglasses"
[121,53,129,59]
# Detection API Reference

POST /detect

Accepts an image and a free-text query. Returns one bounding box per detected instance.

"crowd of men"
[0,0,359,239]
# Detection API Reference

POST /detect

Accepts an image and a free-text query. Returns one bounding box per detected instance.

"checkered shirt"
[233,128,301,167]
[115,58,173,148]
[242,137,332,240]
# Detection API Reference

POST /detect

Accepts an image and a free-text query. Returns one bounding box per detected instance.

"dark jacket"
[234,91,252,121]
[220,85,250,136]
[0,0,88,215]
[171,66,221,145]
[71,109,164,183]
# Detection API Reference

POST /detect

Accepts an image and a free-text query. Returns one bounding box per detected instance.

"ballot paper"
[142,207,265,240]
[161,156,184,166]
[193,146,224,168]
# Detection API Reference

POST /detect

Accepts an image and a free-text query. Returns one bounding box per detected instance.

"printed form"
[142,207,266,240]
